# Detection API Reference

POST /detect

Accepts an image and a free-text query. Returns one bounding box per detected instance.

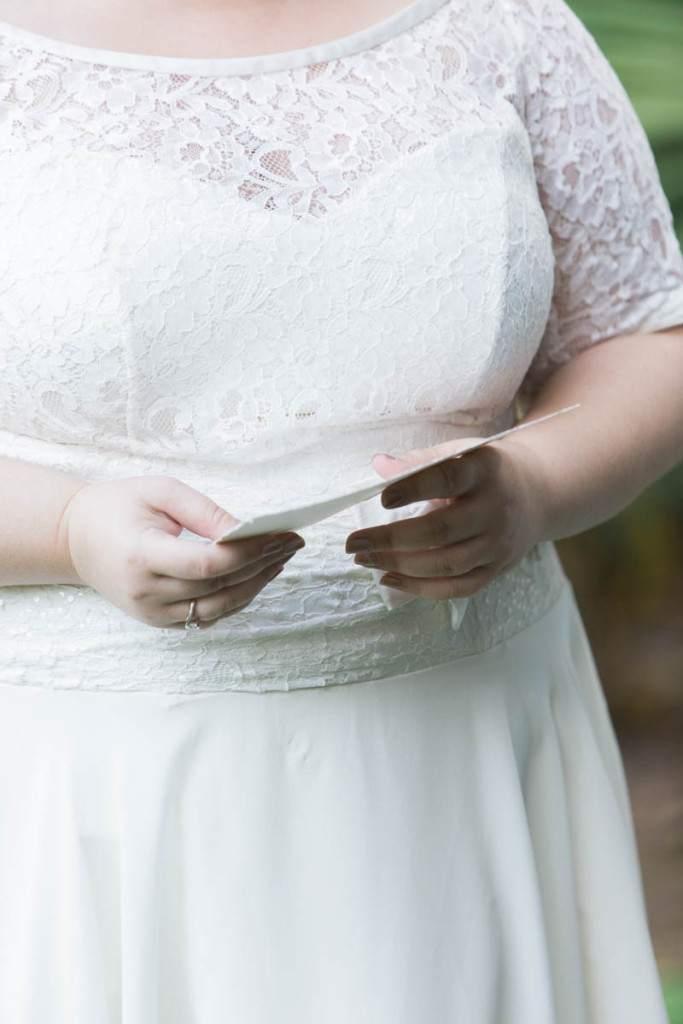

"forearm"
[503,326,683,542]
[0,456,89,585]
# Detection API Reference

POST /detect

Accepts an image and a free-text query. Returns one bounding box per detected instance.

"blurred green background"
[561,1,683,1018]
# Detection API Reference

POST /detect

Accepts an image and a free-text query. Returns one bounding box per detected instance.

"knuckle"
[145,475,180,501]
[462,459,479,492]
[200,573,224,598]
[436,461,456,494]
[208,572,229,593]
[446,458,464,493]
[194,546,216,580]
[206,500,230,536]
[123,547,145,573]
[222,549,243,576]
[431,517,452,546]
[438,554,455,577]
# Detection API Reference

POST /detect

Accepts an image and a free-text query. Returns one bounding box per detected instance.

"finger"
[141,475,243,540]
[346,496,489,554]
[155,549,298,602]
[379,448,484,509]
[144,529,305,581]
[354,532,492,579]
[377,563,495,601]
[163,559,288,629]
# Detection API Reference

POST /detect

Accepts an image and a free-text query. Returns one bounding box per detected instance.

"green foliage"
[663,976,683,1024]
[567,0,683,243]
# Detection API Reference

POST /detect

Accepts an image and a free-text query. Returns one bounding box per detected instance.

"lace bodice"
[1,0,682,693]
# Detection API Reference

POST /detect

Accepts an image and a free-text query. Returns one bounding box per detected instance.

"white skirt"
[0,582,669,1024]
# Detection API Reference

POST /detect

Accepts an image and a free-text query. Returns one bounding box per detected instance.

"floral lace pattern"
[0,534,569,694]
[0,0,682,692]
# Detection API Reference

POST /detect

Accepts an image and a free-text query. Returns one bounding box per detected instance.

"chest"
[0,0,417,58]
[0,95,554,460]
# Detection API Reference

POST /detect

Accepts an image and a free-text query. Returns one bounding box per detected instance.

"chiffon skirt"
[0,581,669,1024]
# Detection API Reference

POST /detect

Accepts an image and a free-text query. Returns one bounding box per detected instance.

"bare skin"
[0,0,417,58]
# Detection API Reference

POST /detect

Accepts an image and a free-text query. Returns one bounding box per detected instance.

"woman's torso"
[0,0,568,694]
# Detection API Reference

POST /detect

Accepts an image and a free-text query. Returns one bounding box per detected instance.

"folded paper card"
[215,404,581,543]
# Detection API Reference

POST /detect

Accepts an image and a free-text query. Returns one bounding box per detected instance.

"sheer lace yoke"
[1,0,682,692]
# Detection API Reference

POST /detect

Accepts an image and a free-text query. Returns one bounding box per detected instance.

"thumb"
[370,447,454,512]
[147,478,241,541]
[371,435,489,480]
[371,452,411,481]
[371,446,438,481]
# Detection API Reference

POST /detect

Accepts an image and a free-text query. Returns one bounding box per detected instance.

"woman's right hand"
[60,475,305,629]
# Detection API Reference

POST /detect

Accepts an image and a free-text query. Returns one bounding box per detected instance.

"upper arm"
[504,0,683,404]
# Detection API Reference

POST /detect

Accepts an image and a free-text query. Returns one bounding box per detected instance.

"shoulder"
[495,0,604,58]
[491,0,620,107]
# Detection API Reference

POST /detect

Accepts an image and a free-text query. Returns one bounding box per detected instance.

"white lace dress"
[1,0,682,1019]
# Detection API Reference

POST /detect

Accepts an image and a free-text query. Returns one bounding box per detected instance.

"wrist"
[56,481,91,585]
[497,433,557,546]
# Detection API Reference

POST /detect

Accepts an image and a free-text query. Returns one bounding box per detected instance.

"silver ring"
[185,599,201,630]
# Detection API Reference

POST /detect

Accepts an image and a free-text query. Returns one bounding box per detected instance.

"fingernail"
[346,536,374,553]
[379,574,404,588]
[284,537,305,553]
[265,564,285,581]
[376,452,397,460]
[383,490,404,508]
[262,540,284,556]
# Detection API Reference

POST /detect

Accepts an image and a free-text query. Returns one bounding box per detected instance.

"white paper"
[215,403,580,543]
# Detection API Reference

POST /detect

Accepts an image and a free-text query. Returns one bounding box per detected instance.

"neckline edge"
[0,0,450,75]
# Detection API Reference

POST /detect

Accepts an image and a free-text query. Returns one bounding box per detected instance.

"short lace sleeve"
[506,0,683,404]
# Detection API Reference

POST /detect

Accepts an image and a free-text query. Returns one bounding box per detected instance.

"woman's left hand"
[345,438,549,599]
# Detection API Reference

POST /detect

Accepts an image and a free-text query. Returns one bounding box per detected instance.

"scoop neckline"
[0,0,451,75]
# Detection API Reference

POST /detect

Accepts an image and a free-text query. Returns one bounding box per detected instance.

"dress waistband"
[0,532,568,694]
